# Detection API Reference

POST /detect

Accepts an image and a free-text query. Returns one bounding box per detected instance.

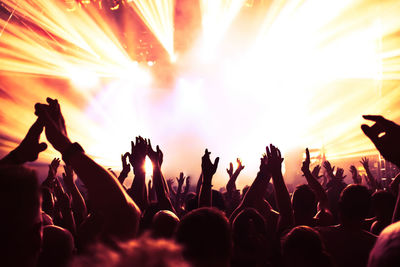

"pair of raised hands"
[4,98,72,165]
[258,144,284,177]
[120,136,163,174]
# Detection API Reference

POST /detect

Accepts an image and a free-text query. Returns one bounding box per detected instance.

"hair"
[232,208,267,251]
[72,235,189,267]
[232,208,269,267]
[175,207,231,266]
[371,190,395,219]
[292,184,317,217]
[339,184,371,222]
[37,225,75,267]
[151,210,180,239]
[282,226,333,267]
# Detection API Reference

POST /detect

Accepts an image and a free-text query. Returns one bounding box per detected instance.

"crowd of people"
[1,97,400,267]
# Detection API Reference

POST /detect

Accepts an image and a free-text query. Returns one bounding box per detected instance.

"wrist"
[62,142,84,164]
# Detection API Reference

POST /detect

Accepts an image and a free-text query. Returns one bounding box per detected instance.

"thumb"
[37,142,48,152]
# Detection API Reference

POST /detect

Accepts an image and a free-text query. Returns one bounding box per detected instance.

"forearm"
[59,207,76,236]
[153,167,175,212]
[129,169,148,211]
[304,169,329,209]
[69,151,140,237]
[272,171,293,228]
[0,149,25,165]
[65,182,87,226]
[242,172,269,206]
[199,174,212,207]
[118,170,129,186]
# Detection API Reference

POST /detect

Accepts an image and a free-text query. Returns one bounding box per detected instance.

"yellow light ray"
[127,0,175,59]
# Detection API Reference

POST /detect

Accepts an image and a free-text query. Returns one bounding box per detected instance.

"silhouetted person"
[151,210,180,239]
[282,226,333,267]
[175,207,231,267]
[0,166,42,267]
[370,190,395,235]
[317,184,376,267]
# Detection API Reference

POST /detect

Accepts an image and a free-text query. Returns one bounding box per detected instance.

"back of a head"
[292,185,317,218]
[368,221,400,267]
[282,226,332,267]
[232,208,269,266]
[339,184,371,223]
[152,210,180,239]
[37,225,74,267]
[371,190,395,220]
[0,165,41,267]
[175,207,231,267]
[72,235,190,267]
[232,208,267,251]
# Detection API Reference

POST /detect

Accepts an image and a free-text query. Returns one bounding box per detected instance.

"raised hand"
[258,154,270,177]
[201,149,219,182]
[226,162,234,177]
[147,139,163,168]
[335,167,346,180]
[48,158,61,178]
[362,115,400,167]
[323,161,335,178]
[266,144,284,174]
[129,136,147,173]
[42,158,60,189]
[360,157,369,170]
[301,148,311,173]
[35,98,71,153]
[120,152,131,175]
[176,172,186,186]
[349,165,361,184]
[312,165,323,179]
[13,118,48,163]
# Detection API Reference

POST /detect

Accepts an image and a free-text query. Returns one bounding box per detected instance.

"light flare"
[127,0,175,58]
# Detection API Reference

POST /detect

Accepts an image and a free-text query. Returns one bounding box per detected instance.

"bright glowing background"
[1,0,400,188]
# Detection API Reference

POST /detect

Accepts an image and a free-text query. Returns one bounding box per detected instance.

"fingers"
[363,115,397,129]
[214,157,220,169]
[25,118,45,141]
[305,148,310,161]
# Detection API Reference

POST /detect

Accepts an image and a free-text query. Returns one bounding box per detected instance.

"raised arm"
[360,157,380,190]
[53,177,76,235]
[268,144,294,230]
[118,152,131,187]
[229,154,278,234]
[0,118,47,165]
[226,158,245,194]
[148,141,175,213]
[198,149,219,208]
[301,148,329,210]
[127,137,148,211]
[62,164,87,227]
[35,97,140,239]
